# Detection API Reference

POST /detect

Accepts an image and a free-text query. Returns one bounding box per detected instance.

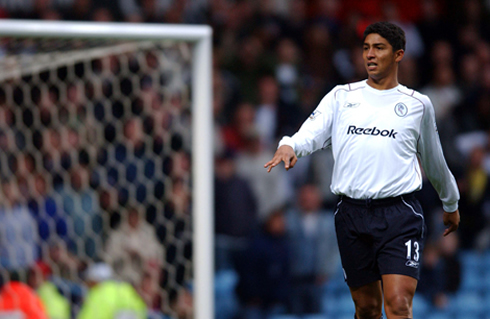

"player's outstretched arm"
[264,145,297,173]
[442,209,460,237]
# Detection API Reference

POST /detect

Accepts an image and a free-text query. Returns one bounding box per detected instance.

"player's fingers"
[443,224,457,237]
[290,156,298,168]
[264,156,279,168]
[443,228,450,237]
[265,156,281,172]
[267,163,275,173]
[264,160,273,168]
[284,156,291,170]
[266,162,275,173]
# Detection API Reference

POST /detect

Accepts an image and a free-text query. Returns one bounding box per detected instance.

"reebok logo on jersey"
[344,102,360,108]
[347,125,398,139]
[405,260,419,268]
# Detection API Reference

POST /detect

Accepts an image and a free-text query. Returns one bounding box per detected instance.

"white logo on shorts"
[405,260,419,268]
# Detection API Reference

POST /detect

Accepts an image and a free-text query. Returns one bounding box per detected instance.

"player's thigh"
[382,274,417,317]
[377,197,425,280]
[335,203,380,287]
[349,280,383,317]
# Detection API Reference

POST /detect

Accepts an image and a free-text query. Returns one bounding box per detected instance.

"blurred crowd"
[0,0,489,318]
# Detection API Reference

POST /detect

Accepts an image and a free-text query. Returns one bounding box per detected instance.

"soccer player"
[264,21,460,319]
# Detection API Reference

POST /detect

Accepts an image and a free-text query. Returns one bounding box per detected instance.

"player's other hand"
[264,145,297,173]
[442,209,460,237]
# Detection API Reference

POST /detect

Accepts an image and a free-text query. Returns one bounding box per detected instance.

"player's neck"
[366,74,399,90]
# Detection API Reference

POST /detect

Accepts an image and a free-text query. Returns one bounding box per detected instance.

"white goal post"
[0,19,213,319]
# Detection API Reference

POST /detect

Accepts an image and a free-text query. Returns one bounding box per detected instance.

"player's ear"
[395,49,404,63]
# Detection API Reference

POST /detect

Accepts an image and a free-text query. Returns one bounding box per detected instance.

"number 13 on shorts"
[405,239,420,261]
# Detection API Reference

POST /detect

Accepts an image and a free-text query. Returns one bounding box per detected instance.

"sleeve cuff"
[278,136,295,151]
[443,202,458,213]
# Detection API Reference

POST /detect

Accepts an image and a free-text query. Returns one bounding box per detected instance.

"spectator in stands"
[78,262,147,319]
[307,149,337,207]
[169,174,191,216]
[113,117,163,210]
[28,0,54,20]
[91,6,115,22]
[235,208,290,319]
[0,179,39,271]
[416,0,452,53]
[62,0,94,21]
[418,241,446,308]
[105,205,164,288]
[118,0,166,23]
[214,150,258,271]
[439,232,461,296]
[421,46,464,173]
[27,173,68,249]
[461,146,490,250]
[302,22,337,89]
[382,1,425,59]
[235,128,291,221]
[212,51,242,119]
[63,82,87,127]
[254,75,281,149]
[286,184,340,315]
[221,102,257,153]
[416,172,442,240]
[422,42,461,120]
[168,284,194,319]
[45,242,87,309]
[28,261,70,319]
[398,56,420,89]
[419,234,461,309]
[275,38,301,108]
[223,35,275,104]
[55,165,102,259]
[0,272,48,319]
[453,53,483,133]
[281,0,307,45]
[138,271,163,311]
[255,75,302,149]
[98,187,121,230]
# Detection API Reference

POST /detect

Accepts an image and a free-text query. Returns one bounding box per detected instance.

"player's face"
[363,33,403,81]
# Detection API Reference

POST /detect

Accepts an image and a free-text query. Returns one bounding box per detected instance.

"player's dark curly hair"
[363,22,406,52]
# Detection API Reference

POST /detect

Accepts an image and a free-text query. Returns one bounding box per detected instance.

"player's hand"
[264,145,297,173]
[442,209,460,237]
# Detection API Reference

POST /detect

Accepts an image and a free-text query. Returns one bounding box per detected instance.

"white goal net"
[0,21,213,319]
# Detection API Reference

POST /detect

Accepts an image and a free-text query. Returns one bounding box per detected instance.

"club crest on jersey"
[344,102,360,108]
[309,110,321,120]
[394,103,408,117]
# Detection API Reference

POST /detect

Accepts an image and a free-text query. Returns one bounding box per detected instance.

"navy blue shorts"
[334,192,426,288]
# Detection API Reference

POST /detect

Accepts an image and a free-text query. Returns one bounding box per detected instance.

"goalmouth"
[0,19,213,319]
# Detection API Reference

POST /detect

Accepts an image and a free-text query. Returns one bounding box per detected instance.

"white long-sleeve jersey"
[279,80,459,212]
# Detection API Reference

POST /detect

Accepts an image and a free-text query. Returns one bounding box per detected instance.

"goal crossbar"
[0,19,211,40]
[0,19,214,319]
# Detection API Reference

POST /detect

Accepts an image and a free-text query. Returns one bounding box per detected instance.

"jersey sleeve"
[417,96,460,212]
[278,87,336,157]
